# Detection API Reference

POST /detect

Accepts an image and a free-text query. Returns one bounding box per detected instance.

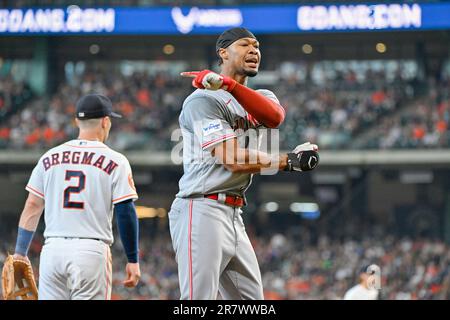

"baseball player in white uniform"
[12,94,141,300]
[169,27,320,300]
[344,265,380,300]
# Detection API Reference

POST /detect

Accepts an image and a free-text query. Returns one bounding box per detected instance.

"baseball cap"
[359,264,375,275]
[75,94,122,119]
[215,27,257,54]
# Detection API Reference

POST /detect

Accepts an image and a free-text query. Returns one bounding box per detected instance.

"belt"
[205,193,244,208]
[47,236,104,243]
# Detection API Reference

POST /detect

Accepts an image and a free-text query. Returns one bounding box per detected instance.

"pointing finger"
[180,71,200,78]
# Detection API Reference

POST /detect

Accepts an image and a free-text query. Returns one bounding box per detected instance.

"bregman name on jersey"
[42,151,119,175]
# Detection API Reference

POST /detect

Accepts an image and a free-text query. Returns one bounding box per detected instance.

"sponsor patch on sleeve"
[202,119,223,136]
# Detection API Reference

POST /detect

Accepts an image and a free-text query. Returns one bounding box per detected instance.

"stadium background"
[1,0,450,300]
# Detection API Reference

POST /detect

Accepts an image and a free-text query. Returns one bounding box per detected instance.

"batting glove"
[181,70,237,92]
[285,142,319,172]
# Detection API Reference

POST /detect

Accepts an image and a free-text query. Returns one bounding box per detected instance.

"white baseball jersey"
[343,284,379,300]
[26,139,138,245]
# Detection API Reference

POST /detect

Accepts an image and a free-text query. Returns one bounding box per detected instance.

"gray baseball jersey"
[170,87,282,300]
[176,88,280,198]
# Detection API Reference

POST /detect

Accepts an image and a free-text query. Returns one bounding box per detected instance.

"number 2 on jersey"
[63,170,86,210]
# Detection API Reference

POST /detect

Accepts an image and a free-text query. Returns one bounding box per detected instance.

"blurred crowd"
[0,75,33,123]
[274,66,418,150]
[0,70,188,151]
[1,217,449,300]
[256,232,450,300]
[1,60,440,151]
[364,77,450,149]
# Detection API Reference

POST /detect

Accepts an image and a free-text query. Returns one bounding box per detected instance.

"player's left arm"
[212,138,287,174]
[112,158,140,287]
[115,200,139,263]
[14,193,45,260]
[181,70,285,128]
[114,199,141,288]
[212,139,319,174]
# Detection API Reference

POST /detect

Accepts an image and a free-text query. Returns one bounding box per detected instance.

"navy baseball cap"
[359,264,374,275]
[75,94,122,119]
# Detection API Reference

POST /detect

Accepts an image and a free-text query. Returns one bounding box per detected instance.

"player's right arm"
[181,70,285,128]
[14,193,45,262]
[14,160,46,261]
[18,193,45,231]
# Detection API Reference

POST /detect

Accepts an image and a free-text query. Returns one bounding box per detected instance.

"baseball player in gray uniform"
[12,94,141,300]
[169,27,320,300]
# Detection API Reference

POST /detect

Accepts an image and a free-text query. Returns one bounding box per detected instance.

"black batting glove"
[285,142,319,172]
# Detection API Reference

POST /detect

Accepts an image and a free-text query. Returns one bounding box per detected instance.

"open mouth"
[245,57,258,67]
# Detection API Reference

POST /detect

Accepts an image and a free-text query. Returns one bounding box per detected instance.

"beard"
[245,69,258,77]
[239,66,258,77]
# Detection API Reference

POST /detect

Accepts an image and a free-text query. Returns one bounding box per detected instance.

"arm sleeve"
[181,95,236,151]
[246,89,284,127]
[230,84,285,128]
[257,89,281,104]
[14,227,35,256]
[114,200,139,263]
[112,158,138,204]
[25,161,45,199]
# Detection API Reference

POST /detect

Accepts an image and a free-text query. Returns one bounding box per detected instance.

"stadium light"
[302,44,313,54]
[163,44,175,55]
[290,202,320,219]
[376,43,387,53]
[89,44,100,55]
[263,202,279,212]
[136,206,167,219]
[157,208,167,218]
[67,5,80,12]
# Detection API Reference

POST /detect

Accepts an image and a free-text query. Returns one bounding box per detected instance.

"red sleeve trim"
[113,193,138,203]
[201,134,236,149]
[26,185,44,199]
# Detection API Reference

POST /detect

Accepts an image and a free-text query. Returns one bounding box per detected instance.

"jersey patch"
[202,119,223,136]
